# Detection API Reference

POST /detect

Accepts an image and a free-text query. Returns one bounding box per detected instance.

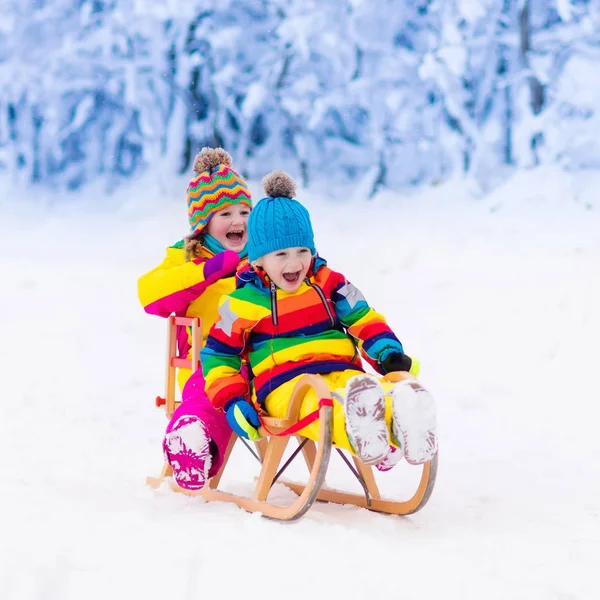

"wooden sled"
[147,316,438,522]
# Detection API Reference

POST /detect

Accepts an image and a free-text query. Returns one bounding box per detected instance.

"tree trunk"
[519,0,544,116]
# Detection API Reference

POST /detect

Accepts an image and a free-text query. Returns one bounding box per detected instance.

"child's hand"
[225,398,262,441]
[200,250,241,283]
[381,352,420,377]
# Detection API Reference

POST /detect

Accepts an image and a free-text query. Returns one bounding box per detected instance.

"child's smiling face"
[206,204,251,251]
[258,246,313,292]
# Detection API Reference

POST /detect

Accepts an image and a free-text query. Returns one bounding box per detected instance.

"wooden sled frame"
[148,316,438,521]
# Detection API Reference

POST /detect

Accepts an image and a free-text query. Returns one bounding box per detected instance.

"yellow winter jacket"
[138,239,239,360]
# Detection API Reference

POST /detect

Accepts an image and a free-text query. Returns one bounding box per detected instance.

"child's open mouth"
[226,230,244,244]
[282,271,301,284]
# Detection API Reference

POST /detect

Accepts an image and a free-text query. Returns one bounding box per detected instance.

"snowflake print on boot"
[163,415,212,490]
[374,445,404,472]
[343,374,389,465]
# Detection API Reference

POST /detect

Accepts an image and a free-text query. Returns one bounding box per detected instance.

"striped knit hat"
[187,148,252,236]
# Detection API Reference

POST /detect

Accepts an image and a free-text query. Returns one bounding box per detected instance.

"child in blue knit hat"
[201,171,438,470]
[245,171,317,291]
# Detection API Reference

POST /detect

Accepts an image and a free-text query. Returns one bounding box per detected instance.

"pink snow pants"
[164,369,232,478]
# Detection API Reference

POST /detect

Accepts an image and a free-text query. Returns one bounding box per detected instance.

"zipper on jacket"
[305,278,335,327]
[270,281,279,326]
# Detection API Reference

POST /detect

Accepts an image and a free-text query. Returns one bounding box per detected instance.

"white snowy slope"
[0,166,598,600]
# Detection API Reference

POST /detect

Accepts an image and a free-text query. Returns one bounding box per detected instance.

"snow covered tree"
[1,0,600,196]
[0,0,187,190]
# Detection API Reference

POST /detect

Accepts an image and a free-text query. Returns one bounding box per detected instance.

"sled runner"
[148,316,438,521]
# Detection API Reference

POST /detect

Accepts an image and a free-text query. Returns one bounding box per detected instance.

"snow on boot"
[374,445,404,472]
[343,374,389,465]
[163,415,212,491]
[391,380,437,465]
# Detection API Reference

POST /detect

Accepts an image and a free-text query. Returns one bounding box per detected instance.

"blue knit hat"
[247,171,316,263]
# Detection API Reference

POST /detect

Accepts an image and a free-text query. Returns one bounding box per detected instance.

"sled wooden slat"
[170,357,191,369]
[163,317,178,418]
[155,315,202,419]
[258,416,296,433]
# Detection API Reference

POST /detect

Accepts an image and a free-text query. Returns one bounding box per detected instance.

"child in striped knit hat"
[200,171,438,470]
[138,148,252,491]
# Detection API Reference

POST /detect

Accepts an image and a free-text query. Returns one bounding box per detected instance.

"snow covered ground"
[1,167,599,599]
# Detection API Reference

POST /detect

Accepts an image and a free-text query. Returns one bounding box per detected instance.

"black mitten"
[380,352,413,374]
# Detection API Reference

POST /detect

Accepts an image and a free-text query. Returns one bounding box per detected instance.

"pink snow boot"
[374,445,404,472]
[162,368,233,490]
[163,415,212,491]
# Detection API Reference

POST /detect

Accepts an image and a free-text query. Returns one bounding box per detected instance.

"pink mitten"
[197,250,241,283]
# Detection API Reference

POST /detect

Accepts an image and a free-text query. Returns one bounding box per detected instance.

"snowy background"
[2,1,600,598]
[1,167,599,599]
[2,0,600,194]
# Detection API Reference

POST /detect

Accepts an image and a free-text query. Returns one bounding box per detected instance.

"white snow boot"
[391,380,438,465]
[343,374,389,465]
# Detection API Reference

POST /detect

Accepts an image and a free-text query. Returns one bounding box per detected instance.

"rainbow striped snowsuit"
[201,258,406,449]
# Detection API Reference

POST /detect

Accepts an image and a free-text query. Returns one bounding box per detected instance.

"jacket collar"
[236,255,328,290]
